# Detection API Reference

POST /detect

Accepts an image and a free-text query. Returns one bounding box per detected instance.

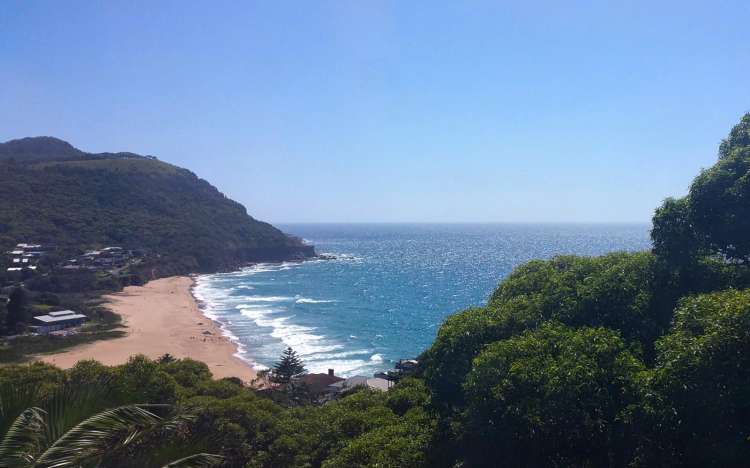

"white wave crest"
[295,297,335,304]
[243,295,294,302]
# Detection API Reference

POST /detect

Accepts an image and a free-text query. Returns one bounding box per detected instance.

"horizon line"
[270,220,653,225]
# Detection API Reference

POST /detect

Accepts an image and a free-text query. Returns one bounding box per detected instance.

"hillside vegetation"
[0,137,313,272]
[3,114,750,467]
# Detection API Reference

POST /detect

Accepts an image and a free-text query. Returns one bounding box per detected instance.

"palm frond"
[42,374,117,444]
[161,453,224,467]
[0,381,41,438]
[100,411,207,467]
[34,404,169,468]
[0,407,48,468]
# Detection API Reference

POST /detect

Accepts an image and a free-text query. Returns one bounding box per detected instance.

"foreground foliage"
[0,359,436,467]
[0,366,221,467]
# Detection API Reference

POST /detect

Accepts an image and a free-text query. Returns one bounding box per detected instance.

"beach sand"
[38,276,256,384]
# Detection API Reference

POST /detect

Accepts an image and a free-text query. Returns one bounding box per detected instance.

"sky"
[1,1,748,223]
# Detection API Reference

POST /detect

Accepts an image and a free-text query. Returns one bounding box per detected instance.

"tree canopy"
[463,324,645,467]
[417,113,750,466]
[653,113,750,263]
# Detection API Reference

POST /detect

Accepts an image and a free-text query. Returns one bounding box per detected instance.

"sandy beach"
[38,276,256,383]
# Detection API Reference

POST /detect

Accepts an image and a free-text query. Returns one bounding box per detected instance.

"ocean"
[192,223,651,377]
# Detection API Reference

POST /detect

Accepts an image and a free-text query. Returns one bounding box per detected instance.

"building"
[32,310,87,334]
[396,359,419,373]
[73,246,134,270]
[328,375,393,394]
[6,243,45,271]
[294,369,345,401]
[16,243,42,250]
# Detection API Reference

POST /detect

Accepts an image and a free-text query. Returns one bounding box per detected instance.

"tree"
[719,112,750,159]
[422,252,663,410]
[5,287,28,331]
[687,144,750,261]
[420,307,508,408]
[651,196,701,265]
[462,323,645,467]
[271,347,306,384]
[652,113,750,263]
[158,353,177,364]
[0,303,7,335]
[650,289,750,467]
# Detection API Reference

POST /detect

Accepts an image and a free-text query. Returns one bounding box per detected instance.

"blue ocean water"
[193,224,651,377]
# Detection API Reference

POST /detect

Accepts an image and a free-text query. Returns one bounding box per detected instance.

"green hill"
[0,137,314,272]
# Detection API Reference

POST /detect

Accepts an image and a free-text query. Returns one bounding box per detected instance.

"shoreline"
[37,276,256,384]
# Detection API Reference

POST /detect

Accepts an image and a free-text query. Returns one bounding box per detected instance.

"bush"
[650,289,750,467]
[463,324,645,467]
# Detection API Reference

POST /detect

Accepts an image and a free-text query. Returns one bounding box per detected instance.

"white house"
[32,310,87,334]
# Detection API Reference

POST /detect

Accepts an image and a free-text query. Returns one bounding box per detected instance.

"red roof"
[297,373,344,394]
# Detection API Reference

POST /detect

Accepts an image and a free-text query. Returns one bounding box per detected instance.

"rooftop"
[33,311,87,323]
[48,310,76,317]
[365,378,391,391]
[297,373,345,394]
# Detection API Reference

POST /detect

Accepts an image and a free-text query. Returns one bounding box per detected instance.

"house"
[364,377,392,391]
[328,375,393,394]
[6,243,46,271]
[294,369,344,400]
[396,359,419,372]
[16,243,42,250]
[75,246,135,269]
[374,370,402,381]
[32,310,87,334]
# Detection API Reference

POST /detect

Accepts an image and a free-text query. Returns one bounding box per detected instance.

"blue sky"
[1,1,748,223]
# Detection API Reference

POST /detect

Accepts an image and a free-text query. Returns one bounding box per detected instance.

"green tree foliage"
[490,252,663,345]
[158,353,178,364]
[463,324,645,467]
[653,112,750,263]
[415,111,750,467]
[420,307,509,408]
[265,388,436,468]
[5,288,29,331]
[0,304,7,335]
[321,407,434,468]
[650,289,750,467]
[0,363,222,467]
[271,347,307,384]
[718,112,750,158]
[0,137,313,273]
[0,346,436,468]
[0,403,222,468]
[688,144,750,261]
[423,252,664,409]
[651,197,701,265]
